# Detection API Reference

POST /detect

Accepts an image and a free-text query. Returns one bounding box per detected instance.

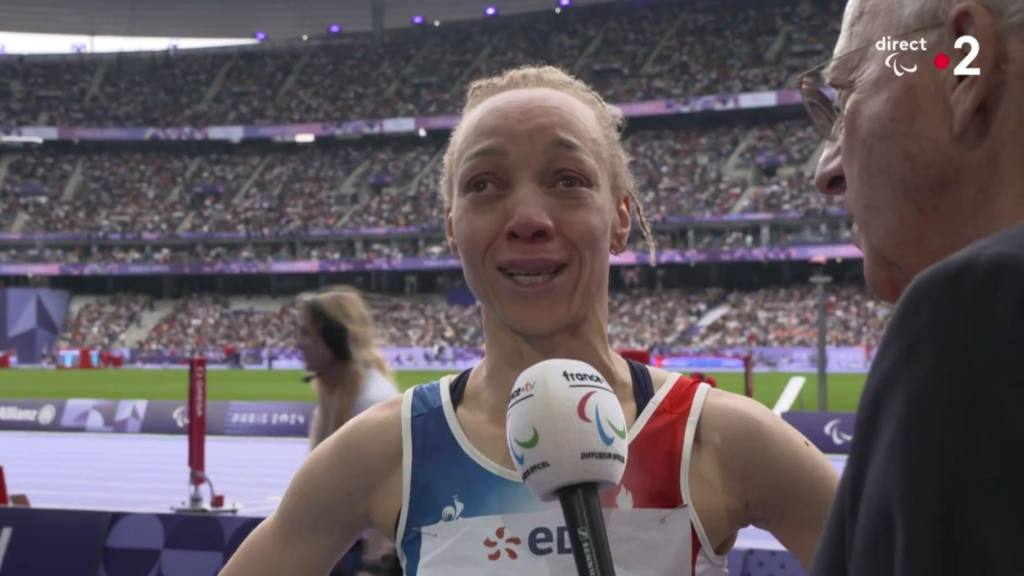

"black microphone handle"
[556,483,617,576]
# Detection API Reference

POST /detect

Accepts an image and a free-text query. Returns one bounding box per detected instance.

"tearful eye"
[558,175,584,188]
[467,178,491,194]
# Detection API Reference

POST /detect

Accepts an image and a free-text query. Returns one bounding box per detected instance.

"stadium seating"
[694,286,890,349]
[0,1,847,240]
[61,294,153,348]
[1,2,841,128]
[0,117,840,240]
[58,287,889,354]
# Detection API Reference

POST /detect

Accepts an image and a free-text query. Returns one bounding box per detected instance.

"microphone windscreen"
[506,359,627,502]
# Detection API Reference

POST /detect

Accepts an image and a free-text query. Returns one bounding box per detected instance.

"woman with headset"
[296,286,399,575]
[298,286,397,448]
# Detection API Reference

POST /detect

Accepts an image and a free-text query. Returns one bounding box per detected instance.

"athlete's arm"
[701,390,839,568]
[220,395,404,576]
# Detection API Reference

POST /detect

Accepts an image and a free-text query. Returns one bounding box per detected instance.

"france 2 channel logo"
[876,34,980,77]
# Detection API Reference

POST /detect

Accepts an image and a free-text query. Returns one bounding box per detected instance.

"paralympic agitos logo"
[508,380,540,466]
[576,391,626,446]
[509,425,539,466]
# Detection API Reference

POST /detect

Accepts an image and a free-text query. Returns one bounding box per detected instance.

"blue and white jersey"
[396,373,726,576]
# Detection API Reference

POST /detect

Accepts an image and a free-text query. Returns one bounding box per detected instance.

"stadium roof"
[0,0,616,39]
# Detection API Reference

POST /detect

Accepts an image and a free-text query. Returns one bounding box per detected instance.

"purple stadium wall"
[0,288,70,364]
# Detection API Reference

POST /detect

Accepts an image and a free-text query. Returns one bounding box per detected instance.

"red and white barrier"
[174,358,234,514]
[188,357,206,487]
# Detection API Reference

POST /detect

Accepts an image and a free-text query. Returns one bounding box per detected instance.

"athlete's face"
[446,87,630,336]
[297,314,334,373]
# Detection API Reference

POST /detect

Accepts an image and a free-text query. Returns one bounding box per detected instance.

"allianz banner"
[0,399,64,431]
[0,398,313,437]
[782,411,855,454]
[0,507,112,576]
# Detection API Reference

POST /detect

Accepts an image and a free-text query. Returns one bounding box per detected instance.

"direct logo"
[576,391,626,446]
[876,36,926,76]
[483,526,522,561]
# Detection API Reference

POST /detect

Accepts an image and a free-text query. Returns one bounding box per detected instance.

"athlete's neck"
[467,311,630,420]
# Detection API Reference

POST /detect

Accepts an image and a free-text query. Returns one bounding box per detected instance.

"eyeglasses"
[798,23,944,141]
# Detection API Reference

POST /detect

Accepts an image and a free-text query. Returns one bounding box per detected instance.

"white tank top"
[352,368,399,418]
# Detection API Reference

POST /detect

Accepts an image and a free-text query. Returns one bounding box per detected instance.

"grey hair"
[900,0,1024,29]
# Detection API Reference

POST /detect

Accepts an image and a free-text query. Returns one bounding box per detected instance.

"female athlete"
[222,66,839,576]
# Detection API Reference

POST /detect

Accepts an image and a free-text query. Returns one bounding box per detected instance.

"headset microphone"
[507,359,627,576]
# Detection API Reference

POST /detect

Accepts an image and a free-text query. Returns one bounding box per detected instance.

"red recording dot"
[935,54,950,69]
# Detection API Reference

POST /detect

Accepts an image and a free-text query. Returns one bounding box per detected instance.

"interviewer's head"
[298,286,391,433]
[297,286,388,379]
[808,0,1024,302]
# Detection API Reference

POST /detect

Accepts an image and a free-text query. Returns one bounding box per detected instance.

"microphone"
[506,359,627,576]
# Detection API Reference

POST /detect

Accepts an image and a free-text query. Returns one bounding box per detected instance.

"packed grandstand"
[0,0,885,364]
[56,285,890,363]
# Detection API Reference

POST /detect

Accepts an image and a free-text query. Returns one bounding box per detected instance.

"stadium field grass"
[0,369,866,412]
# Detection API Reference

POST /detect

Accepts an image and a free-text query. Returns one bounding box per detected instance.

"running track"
[0,431,847,550]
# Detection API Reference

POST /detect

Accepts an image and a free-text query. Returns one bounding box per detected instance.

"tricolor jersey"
[396,372,727,576]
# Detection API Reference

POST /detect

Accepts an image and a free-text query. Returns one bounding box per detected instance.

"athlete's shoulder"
[648,368,706,413]
[406,374,462,416]
[647,367,692,394]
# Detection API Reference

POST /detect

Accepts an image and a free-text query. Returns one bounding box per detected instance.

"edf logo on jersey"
[483,525,579,561]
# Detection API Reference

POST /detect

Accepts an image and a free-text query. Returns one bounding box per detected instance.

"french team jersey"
[396,372,728,576]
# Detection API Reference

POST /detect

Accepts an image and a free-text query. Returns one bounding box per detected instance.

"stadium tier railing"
[0,209,850,243]
[0,244,862,277]
[1,345,878,372]
[0,87,833,145]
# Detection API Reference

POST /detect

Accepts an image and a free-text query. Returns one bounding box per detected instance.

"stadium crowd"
[0,1,845,241]
[0,2,840,128]
[61,293,152,348]
[696,285,891,349]
[63,285,889,357]
[1,119,834,242]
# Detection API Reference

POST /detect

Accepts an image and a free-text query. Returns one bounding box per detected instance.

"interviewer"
[296,286,399,574]
[802,0,1024,574]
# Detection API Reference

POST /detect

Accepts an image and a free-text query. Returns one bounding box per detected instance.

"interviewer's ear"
[445,206,460,256]
[946,4,1001,141]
